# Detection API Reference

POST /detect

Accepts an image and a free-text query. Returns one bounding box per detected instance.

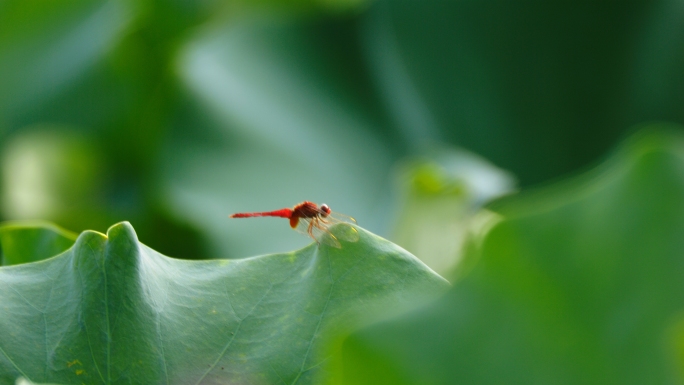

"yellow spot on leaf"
[67,360,82,367]
[75,369,84,375]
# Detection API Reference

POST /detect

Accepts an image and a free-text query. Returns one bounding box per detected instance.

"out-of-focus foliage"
[169,15,397,257]
[328,127,684,385]
[391,147,515,275]
[0,0,211,259]
[0,221,75,266]
[2,0,682,260]
[0,221,446,384]
[362,1,684,184]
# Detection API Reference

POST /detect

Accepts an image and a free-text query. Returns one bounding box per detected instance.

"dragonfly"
[229,201,359,248]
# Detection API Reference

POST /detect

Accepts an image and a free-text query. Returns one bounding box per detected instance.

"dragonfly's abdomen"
[230,208,293,218]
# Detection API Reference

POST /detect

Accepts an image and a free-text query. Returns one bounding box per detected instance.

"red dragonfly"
[229,201,359,248]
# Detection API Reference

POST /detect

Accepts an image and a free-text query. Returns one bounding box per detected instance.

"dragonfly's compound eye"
[320,203,331,216]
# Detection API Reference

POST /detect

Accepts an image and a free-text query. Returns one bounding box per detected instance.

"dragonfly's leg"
[308,219,319,244]
[315,218,339,242]
[315,219,340,249]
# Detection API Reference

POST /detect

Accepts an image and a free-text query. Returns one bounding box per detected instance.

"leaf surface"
[0,222,447,384]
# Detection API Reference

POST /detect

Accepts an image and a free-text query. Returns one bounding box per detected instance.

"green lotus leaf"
[0,222,447,384]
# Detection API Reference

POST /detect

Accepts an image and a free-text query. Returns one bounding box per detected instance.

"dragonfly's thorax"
[294,201,323,219]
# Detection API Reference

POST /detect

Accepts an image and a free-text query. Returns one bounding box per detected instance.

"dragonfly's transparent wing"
[319,209,359,243]
[326,211,357,224]
[314,227,343,248]
[318,217,359,243]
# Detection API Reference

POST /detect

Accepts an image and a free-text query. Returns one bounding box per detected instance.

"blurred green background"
[2,0,684,383]
[3,0,682,262]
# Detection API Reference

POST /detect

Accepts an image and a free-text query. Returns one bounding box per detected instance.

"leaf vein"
[194,283,273,385]
[0,342,31,381]
[291,254,335,385]
[77,251,106,384]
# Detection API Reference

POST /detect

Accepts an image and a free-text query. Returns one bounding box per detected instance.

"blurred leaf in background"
[0,0,135,127]
[361,0,684,185]
[328,127,684,385]
[1,0,683,264]
[0,0,216,259]
[2,126,107,228]
[162,0,684,259]
[168,14,397,257]
[391,146,515,276]
[0,221,75,266]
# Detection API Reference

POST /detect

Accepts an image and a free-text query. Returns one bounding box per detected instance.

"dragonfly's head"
[320,203,331,217]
